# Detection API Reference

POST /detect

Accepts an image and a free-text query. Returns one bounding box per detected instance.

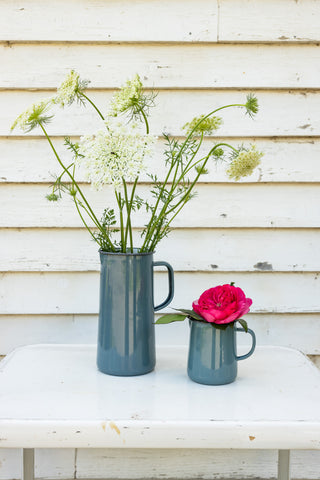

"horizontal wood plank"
[0,271,318,315]
[0,448,320,480]
[2,137,320,184]
[1,313,320,355]
[1,228,319,273]
[0,315,98,355]
[219,0,320,43]
[2,0,320,44]
[0,446,319,480]
[5,90,320,137]
[0,0,217,42]
[76,448,320,479]
[1,183,319,228]
[2,44,320,89]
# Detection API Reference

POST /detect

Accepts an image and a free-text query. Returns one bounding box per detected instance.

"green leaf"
[238,318,248,332]
[155,314,187,325]
[230,281,235,286]
[174,308,205,322]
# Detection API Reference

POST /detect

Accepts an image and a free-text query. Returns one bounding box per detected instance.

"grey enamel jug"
[187,321,256,385]
[97,250,174,376]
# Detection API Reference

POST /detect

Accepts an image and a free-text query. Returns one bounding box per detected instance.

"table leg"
[278,450,290,480]
[23,449,34,480]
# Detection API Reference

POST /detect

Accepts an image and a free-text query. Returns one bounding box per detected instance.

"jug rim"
[99,248,155,257]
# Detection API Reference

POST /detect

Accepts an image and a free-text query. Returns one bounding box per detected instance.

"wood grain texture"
[6,90,320,137]
[77,448,278,479]
[0,0,217,42]
[1,183,319,228]
[2,43,320,89]
[1,228,319,273]
[1,0,320,43]
[2,137,320,183]
[76,448,320,479]
[0,271,318,314]
[0,445,319,479]
[1,313,320,355]
[219,0,320,43]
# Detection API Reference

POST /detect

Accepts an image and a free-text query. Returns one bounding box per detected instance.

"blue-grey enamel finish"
[187,321,256,385]
[97,250,174,376]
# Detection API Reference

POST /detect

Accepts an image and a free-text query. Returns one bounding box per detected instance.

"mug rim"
[189,318,235,329]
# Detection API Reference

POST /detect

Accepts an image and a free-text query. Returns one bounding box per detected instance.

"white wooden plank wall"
[1,0,320,479]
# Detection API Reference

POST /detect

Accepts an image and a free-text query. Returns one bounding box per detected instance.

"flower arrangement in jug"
[11,70,263,253]
[156,282,252,332]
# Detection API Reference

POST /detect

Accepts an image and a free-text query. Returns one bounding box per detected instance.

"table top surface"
[0,344,320,449]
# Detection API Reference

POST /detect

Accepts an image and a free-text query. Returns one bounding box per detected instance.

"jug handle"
[153,261,174,311]
[235,327,256,361]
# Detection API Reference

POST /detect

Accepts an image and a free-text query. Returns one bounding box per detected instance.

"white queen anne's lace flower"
[109,74,143,116]
[227,145,263,181]
[78,119,157,191]
[54,70,90,107]
[11,99,53,132]
[108,74,156,122]
[183,115,222,136]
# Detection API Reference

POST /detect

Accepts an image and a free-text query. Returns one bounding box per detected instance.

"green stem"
[140,167,176,252]
[165,143,236,216]
[54,162,74,184]
[169,132,203,199]
[176,103,245,164]
[140,133,204,252]
[140,156,177,252]
[70,166,99,244]
[142,104,246,251]
[122,108,147,250]
[122,180,130,248]
[158,200,184,238]
[169,132,204,199]
[140,109,150,134]
[115,191,125,252]
[40,124,115,251]
[175,142,238,184]
[73,197,98,244]
[80,93,105,121]
[124,177,138,252]
[40,125,99,226]
[149,143,237,252]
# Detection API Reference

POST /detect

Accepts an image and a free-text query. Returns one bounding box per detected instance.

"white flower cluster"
[226,146,263,181]
[54,70,89,107]
[11,99,53,132]
[78,120,157,191]
[109,74,143,116]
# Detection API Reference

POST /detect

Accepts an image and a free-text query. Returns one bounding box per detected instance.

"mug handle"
[235,327,256,361]
[153,261,174,311]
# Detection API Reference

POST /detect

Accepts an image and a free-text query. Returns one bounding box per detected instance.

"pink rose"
[192,284,252,324]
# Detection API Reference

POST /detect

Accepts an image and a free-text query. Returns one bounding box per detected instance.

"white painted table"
[0,345,320,480]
